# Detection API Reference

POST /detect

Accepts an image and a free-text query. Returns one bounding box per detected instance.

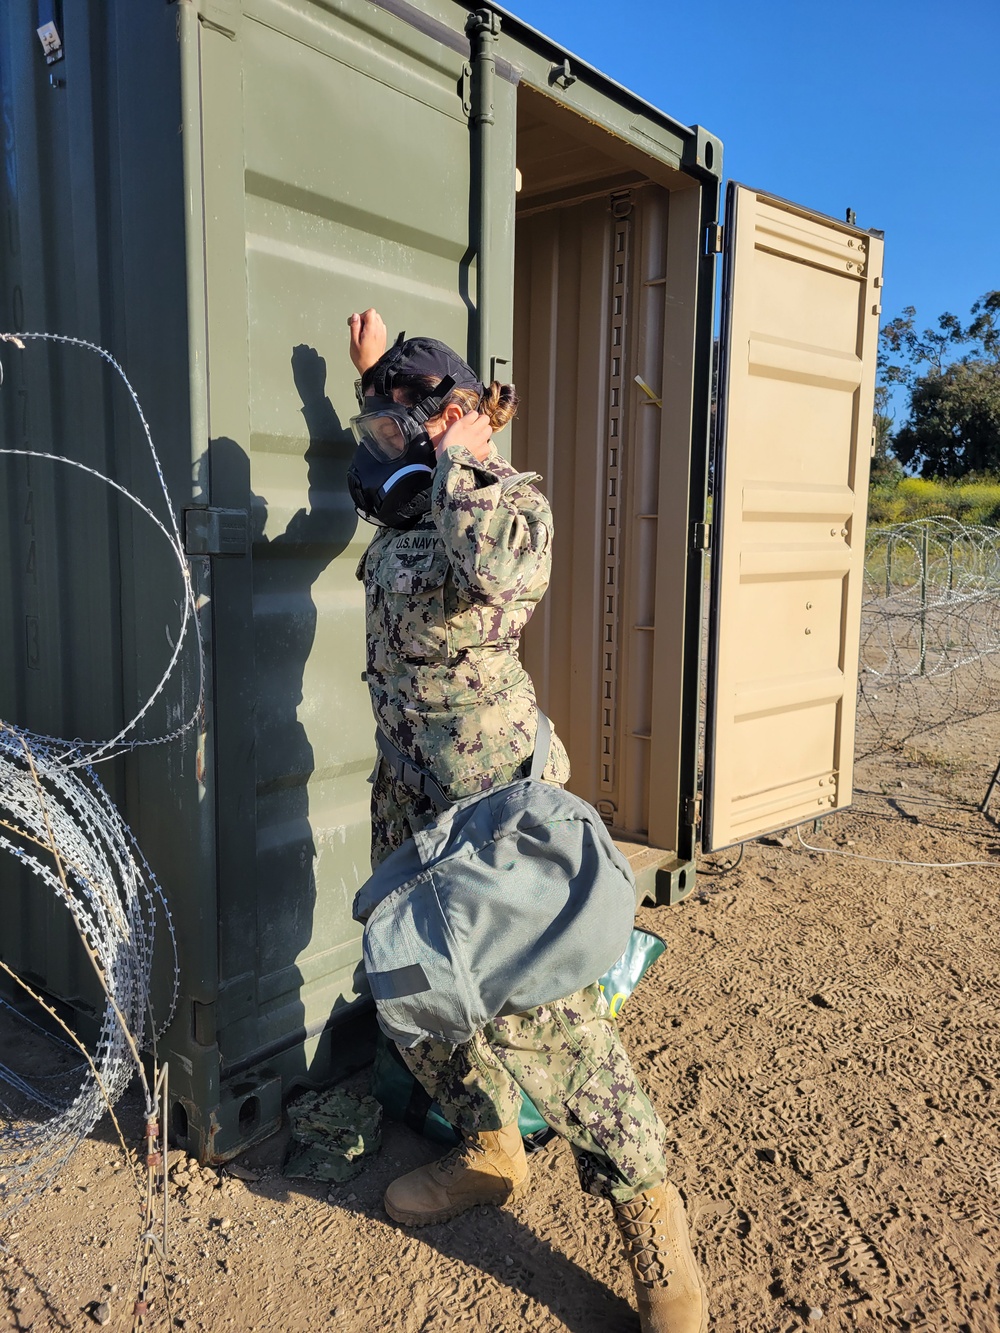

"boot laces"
[437,1137,486,1179]
[616,1197,675,1287]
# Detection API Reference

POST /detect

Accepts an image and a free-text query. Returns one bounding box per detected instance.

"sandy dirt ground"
[3,711,1000,1333]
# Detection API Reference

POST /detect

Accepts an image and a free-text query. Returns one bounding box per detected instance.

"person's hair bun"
[481,381,518,431]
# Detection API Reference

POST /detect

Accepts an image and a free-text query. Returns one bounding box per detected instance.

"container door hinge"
[36,7,64,66]
[195,0,238,39]
[692,520,712,551]
[610,189,634,220]
[184,507,249,557]
[683,794,702,827]
[704,222,723,255]
[549,58,576,90]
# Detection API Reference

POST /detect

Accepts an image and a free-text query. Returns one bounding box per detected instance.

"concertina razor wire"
[0,329,189,1310]
[858,517,1000,756]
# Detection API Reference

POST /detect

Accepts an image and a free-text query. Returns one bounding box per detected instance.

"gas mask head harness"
[347,333,483,529]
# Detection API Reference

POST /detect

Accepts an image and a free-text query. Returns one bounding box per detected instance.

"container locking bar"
[467,9,502,381]
[184,507,248,557]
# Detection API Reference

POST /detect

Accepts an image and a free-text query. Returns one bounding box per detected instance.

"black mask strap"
[370,330,407,398]
[408,374,456,422]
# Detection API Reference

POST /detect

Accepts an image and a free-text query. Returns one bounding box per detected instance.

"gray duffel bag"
[353,714,637,1048]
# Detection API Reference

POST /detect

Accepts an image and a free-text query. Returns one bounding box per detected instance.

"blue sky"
[509,0,1000,393]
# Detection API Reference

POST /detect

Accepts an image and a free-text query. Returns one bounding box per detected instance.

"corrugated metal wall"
[0,0,523,1156]
[194,0,486,1081]
[505,80,719,872]
[0,3,196,1022]
[1,0,717,1156]
[513,195,612,808]
[509,83,711,866]
[513,179,685,847]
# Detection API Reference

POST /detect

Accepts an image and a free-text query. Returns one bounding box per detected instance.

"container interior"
[511,85,702,862]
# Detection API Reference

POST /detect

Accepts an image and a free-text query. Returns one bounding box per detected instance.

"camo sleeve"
[430,442,552,604]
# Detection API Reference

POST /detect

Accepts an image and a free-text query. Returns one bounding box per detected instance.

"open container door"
[704,183,883,852]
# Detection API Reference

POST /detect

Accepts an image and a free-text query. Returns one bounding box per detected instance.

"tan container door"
[704,184,883,852]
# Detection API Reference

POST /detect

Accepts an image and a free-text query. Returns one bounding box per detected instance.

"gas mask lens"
[349,391,432,461]
[347,396,439,529]
[352,413,408,466]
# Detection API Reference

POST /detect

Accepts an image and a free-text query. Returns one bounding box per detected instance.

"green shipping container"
[0,0,883,1161]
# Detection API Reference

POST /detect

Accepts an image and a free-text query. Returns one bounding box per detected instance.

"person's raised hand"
[435,410,493,462]
[347,309,387,374]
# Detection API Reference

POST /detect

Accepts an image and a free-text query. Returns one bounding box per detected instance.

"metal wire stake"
[981,757,1000,817]
[159,1063,170,1261]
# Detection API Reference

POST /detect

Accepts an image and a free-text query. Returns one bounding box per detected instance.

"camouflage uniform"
[358,442,570,798]
[358,442,668,1204]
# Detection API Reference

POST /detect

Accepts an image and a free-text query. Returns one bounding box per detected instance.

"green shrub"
[867,474,1000,525]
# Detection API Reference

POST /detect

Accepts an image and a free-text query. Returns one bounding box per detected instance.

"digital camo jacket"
[356,442,570,799]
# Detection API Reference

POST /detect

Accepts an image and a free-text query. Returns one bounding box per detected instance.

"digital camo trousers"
[398,984,669,1204]
[371,763,669,1205]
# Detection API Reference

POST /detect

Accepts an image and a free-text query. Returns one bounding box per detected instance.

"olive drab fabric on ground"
[282,1088,383,1184]
[356,443,570,803]
[399,984,669,1205]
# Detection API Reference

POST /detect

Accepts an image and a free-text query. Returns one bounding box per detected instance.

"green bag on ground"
[371,926,666,1148]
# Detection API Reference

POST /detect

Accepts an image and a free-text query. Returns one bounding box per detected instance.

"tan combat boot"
[383,1121,529,1226]
[614,1182,708,1333]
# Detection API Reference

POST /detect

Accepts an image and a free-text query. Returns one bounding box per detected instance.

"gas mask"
[347,376,458,529]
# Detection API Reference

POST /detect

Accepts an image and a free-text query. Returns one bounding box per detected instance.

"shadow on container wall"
[174,345,372,1160]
